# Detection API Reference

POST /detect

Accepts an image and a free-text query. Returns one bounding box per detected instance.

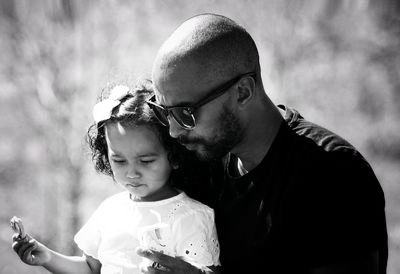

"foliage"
[0,1,398,273]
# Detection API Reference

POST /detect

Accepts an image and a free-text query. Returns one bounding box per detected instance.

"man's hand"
[136,247,205,274]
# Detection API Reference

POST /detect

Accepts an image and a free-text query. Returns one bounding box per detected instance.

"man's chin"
[182,143,211,161]
[180,139,229,161]
[192,145,226,162]
[193,150,215,162]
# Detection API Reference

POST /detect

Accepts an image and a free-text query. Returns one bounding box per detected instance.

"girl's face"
[105,122,175,201]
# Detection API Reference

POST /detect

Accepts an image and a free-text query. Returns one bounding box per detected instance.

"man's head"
[151,13,261,161]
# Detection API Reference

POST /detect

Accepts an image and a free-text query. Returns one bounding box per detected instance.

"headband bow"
[92,85,130,123]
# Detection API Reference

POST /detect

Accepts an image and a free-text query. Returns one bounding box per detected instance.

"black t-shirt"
[205,106,388,273]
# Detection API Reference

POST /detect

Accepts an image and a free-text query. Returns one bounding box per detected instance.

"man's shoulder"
[263,107,384,221]
[277,106,380,191]
[274,106,374,178]
[281,105,358,154]
[265,107,387,272]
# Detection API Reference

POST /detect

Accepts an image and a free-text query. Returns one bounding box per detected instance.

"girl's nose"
[126,166,140,179]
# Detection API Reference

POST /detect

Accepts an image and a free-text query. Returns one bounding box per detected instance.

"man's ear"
[236,76,255,106]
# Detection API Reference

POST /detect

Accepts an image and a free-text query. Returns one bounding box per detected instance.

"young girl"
[11,80,220,274]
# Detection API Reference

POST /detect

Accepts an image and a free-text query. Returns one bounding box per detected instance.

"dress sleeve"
[173,208,220,268]
[74,203,104,259]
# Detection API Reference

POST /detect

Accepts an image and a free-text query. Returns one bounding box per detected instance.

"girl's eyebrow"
[109,151,159,158]
[137,152,158,157]
[109,153,123,158]
[108,150,123,157]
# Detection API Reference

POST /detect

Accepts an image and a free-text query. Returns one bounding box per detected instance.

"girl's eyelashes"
[140,158,156,164]
[111,158,126,164]
[110,157,156,165]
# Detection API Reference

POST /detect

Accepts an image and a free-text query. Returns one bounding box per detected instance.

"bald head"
[151,14,282,169]
[153,14,260,84]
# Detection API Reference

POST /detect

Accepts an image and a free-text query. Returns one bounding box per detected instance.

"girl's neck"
[130,185,179,202]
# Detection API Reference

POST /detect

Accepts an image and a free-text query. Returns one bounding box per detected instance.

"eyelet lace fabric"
[167,201,184,220]
[74,191,220,273]
[181,234,220,264]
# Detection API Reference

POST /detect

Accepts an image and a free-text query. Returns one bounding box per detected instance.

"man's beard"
[177,106,242,162]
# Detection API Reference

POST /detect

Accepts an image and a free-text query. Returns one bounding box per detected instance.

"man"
[138,13,388,274]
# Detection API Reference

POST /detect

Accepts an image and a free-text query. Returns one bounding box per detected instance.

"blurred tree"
[0,0,86,255]
[0,1,399,274]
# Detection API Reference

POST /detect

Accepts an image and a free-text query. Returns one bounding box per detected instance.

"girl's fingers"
[12,239,29,253]
[22,240,37,263]
[12,233,21,241]
[17,240,34,259]
[12,233,31,245]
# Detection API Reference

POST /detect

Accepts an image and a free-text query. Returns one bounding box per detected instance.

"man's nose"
[168,116,186,139]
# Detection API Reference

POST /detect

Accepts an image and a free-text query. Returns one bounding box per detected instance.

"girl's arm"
[12,235,101,274]
[42,248,101,274]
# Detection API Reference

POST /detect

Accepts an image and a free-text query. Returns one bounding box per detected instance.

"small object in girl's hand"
[151,261,169,271]
[10,216,26,239]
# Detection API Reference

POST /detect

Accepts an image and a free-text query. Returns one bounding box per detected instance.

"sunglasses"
[147,72,256,130]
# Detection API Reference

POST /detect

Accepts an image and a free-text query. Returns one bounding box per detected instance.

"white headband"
[92,85,130,123]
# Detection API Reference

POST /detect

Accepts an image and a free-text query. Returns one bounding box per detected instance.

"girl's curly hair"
[86,79,186,180]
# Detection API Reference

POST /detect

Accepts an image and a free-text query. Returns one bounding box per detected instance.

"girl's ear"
[172,162,179,170]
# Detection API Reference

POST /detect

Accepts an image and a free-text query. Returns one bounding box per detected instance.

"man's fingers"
[136,247,156,260]
[140,266,158,274]
[143,265,172,274]
[136,247,201,273]
[136,248,174,267]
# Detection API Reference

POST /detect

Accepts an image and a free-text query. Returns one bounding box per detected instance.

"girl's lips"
[126,183,144,188]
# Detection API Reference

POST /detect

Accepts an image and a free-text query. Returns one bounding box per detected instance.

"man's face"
[152,60,243,161]
[176,103,242,161]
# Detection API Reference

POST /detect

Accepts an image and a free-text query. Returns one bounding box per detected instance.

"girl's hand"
[12,234,51,266]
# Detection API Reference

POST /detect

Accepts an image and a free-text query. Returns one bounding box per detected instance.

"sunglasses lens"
[148,104,169,126]
[147,99,196,129]
[171,108,195,129]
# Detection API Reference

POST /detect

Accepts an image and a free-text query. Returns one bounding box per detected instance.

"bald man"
[140,13,387,274]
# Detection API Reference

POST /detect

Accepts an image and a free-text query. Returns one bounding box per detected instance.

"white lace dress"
[74,191,220,274]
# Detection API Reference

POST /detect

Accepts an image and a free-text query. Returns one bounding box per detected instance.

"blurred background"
[0,0,399,273]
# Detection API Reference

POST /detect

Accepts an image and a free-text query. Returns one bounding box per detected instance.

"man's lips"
[187,144,199,150]
[177,137,199,148]
[179,141,197,150]
[177,136,194,145]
